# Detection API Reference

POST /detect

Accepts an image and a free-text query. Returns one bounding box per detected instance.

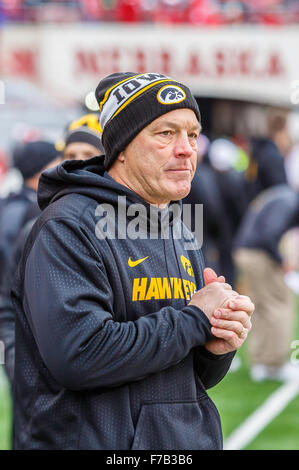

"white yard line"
[224,381,299,450]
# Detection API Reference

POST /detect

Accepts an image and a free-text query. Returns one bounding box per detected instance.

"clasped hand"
[189,268,254,355]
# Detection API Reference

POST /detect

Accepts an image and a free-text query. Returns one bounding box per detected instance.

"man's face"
[111,108,200,206]
[64,142,100,161]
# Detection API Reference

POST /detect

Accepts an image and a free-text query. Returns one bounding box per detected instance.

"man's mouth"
[167,168,192,173]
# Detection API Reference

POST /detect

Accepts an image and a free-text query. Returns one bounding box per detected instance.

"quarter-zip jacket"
[12,156,234,450]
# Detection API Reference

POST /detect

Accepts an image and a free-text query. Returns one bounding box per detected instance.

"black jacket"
[12,156,234,450]
[245,137,287,202]
[0,185,36,290]
[0,205,40,386]
[0,186,37,384]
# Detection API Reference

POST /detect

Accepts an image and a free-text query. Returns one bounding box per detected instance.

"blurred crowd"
[1,0,299,25]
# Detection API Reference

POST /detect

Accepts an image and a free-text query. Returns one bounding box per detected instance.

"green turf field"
[0,366,12,450]
[0,300,298,450]
[209,298,299,450]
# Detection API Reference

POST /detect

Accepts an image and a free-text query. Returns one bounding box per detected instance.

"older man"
[12,72,253,450]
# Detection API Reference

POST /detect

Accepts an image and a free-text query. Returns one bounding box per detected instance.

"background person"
[61,113,104,161]
[233,184,299,382]
[244,110,289,203]
[0,140,62,386]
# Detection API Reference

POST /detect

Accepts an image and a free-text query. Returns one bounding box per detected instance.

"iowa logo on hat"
[157,85,186,105]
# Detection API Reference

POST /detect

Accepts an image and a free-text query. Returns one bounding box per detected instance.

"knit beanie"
[13,140,59,179]
[95,72,201,169]
[63,113,104,153]
[64,127,104,153]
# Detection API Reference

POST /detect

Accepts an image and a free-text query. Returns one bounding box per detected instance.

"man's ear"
[118,151,125,163]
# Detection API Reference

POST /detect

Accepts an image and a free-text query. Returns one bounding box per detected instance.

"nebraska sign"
[1,25,298,105]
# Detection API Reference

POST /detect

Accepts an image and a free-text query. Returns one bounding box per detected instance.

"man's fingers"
[224,295,255,315]
[210,314,251,333]
[211,309,252,330]
[222,283,233,291]
[211,327,245,348]
[203,267,219,285]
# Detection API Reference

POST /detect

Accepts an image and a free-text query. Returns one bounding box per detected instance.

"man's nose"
[174,133,194,159]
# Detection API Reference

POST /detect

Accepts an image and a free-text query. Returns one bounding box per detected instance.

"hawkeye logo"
[132,277,196,301]
[128,256,149,267]
[180,255,194,278]
[157,85,186,105]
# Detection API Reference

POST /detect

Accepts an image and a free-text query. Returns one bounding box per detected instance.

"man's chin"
[170,185,191,202]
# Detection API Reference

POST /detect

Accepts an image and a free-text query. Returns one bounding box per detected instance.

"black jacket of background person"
[234,184,299,264]
[0,185,37,289]
[245,137,287,203]
[11,156,234,450]
[0,203,40,386]
[0,186,37,383]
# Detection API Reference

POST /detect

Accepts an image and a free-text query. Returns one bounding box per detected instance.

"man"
[62,113,104,161]
[0,141,61,385]
[244,110,289,203]
[234,184,299,382]
[12,72,254,450]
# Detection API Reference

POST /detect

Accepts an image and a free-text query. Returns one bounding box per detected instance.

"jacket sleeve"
[23,217,215,391]
[194,346,235,389]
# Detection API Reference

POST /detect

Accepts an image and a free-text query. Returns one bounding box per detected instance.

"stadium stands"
[0,0,299,24]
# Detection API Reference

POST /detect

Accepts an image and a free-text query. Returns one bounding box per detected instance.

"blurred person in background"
[244,110,289,203]
[233,184,299,382]
[183,136,232,284]
[183,137,247,287]
[207,138,248,286]
[0,140,61,386]
[61,113,104,161]
[0,141,60,291]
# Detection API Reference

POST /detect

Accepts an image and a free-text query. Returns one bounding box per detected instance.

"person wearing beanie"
[0,140,61,390]
[12,72,254,450]
[13,140,60,181]
[61,113,104,161]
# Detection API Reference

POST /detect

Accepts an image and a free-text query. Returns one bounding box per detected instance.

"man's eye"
[160,130,172,136]
[189,133,198,139]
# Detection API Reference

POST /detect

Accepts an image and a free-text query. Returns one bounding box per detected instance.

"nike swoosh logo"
[128,256,149,267]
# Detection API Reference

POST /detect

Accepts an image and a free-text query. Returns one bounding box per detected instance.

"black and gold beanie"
[95,72,201,169]
[64,114,104,153]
